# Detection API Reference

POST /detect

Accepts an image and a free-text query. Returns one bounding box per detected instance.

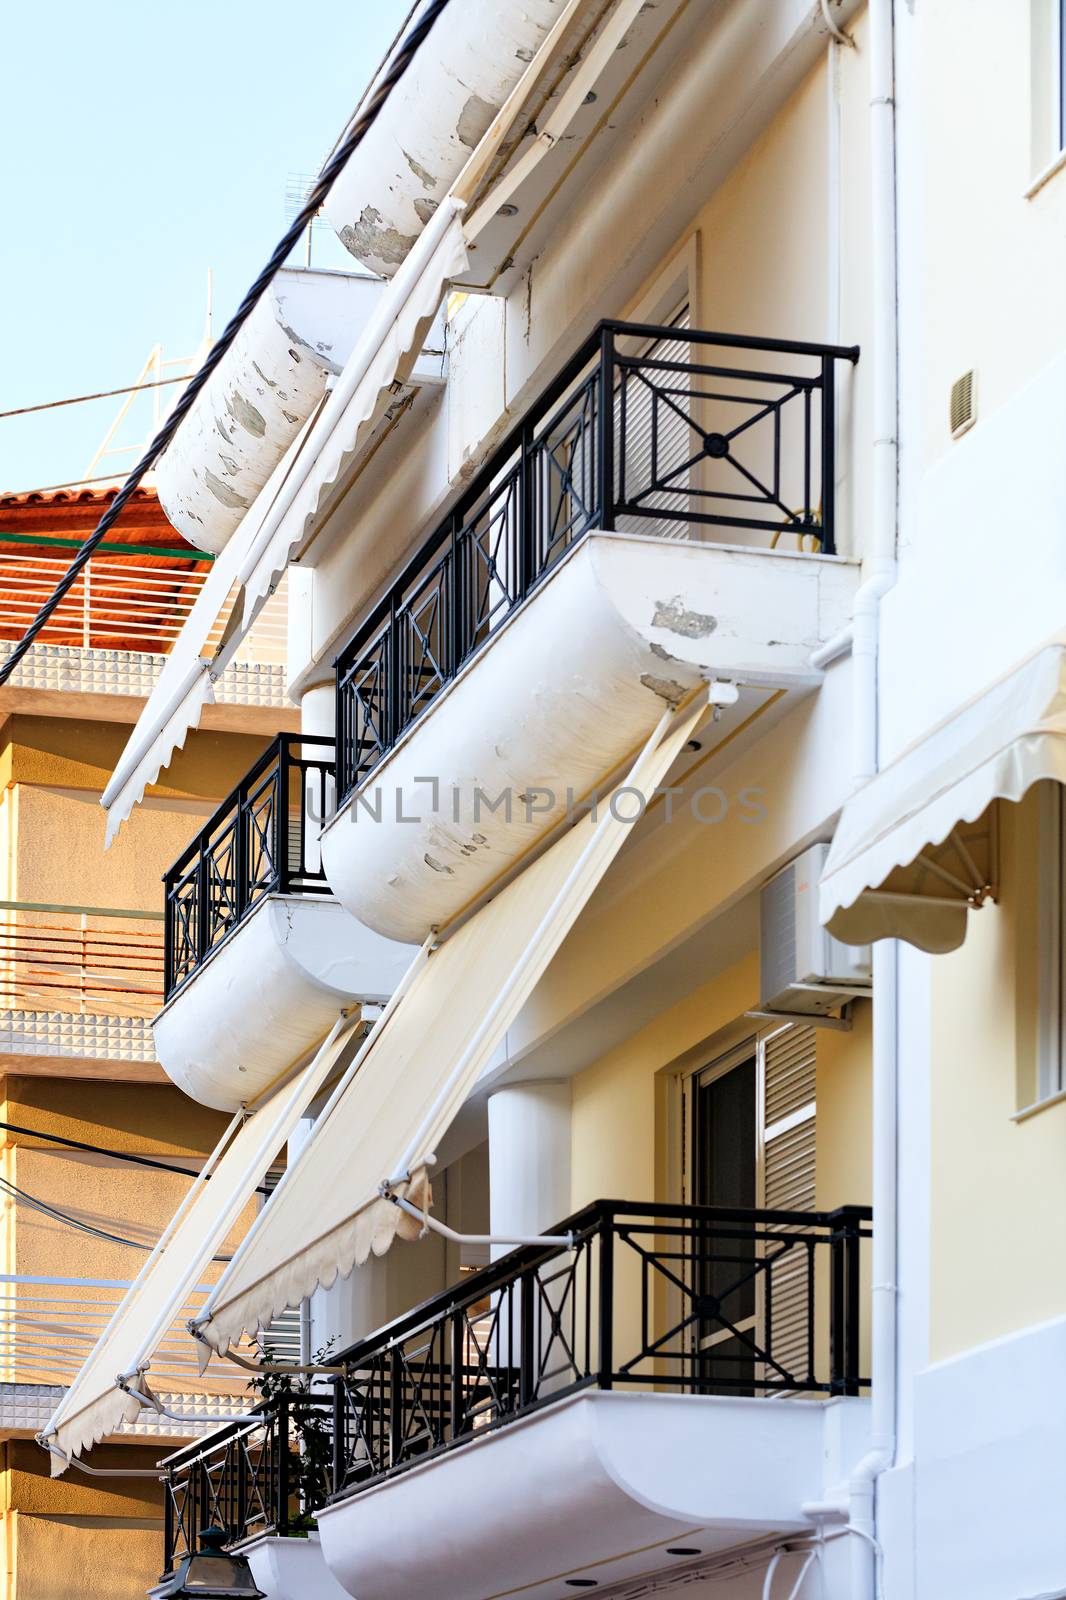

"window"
[1037,782,1066,1100]
[684,1024,817,1393]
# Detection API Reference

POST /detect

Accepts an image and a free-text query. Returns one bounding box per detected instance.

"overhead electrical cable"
[0,376,190,421]
[0,0,452,687]
[0,1117,272,1194]
[0,1174,232,1260]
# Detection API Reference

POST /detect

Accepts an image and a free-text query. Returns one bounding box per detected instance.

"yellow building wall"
[915,0,1066,471]
[569,951,872,1382]
[930,791,1066,1361]
[0,1442,163,1600]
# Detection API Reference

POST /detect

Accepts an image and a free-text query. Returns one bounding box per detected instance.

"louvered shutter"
[760,1024,816,1389]
[257,1169,304,1362]
[615,307,693,538]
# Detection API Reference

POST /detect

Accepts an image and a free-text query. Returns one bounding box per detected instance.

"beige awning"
[193,695,705,1359]
[821,640,1066,952]
[100,199,468,844]
[41,1013,364,1472]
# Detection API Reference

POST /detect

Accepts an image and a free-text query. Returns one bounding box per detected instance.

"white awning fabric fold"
[193,694,705,1360]
[100,198,468,843]
[821,641,1066,953]
[237,196,469,624]
[41,1012,364,1472]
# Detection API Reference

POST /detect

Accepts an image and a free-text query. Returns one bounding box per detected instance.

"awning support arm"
[382,1189,575,1250]
[38,1440,159,1479]
[186,1329,344,1378]
[116,1378,251,1428]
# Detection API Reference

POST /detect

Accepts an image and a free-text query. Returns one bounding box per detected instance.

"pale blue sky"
[0,0,410,495]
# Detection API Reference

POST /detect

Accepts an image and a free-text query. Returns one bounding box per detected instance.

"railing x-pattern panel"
[335,322,859,800]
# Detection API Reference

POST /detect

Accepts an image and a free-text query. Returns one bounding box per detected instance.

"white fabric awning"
[821,640,1066,953]
[100,198,469,843]
[193,695,705,1359]
[41,1012,364,1471]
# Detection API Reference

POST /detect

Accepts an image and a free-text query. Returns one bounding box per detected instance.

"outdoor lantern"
[149,1526,265,1598]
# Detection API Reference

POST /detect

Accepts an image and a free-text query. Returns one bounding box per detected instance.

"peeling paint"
[251,361,277,390]
[649,640,678,662]
[282,410,299,425]
[640,672,686,703]
[204,471,250,511]
[456,91,496,149]
[225,390,267,438]
[651,595,718,639]
[424,853,455,875]
[413,197,439,226]
[218,455,239,474]
[340,206,418,269]
[403,149,437,189]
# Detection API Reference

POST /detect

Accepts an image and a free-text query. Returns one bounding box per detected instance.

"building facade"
[30,2,1066,1598]
[0,487,291,1597]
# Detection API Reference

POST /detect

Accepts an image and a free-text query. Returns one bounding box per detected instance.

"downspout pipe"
[849,1,900,1594]
[852,0,899,788]
[805,6,900,1597]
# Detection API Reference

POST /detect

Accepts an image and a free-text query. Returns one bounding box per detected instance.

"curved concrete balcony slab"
[152,895,414,1110]
[317,1390,869,1600]
[241,1532,351,1600]
[321,532,857,944]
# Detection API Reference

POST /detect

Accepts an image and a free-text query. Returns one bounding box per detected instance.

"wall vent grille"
[950,369,977,438]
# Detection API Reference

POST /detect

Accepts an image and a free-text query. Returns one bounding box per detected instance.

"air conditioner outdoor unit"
[759,843,871,1018]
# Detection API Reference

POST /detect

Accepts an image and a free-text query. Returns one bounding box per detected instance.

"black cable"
[0,1117,271,1195]
[0,0,451,688]
[0,1173,232,1260]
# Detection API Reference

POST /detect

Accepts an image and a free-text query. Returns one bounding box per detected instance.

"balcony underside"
[317,1389,869,1600]
[152,894,413,1110]
[322,531,858,944]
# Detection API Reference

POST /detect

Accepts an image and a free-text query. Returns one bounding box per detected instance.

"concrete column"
[296,680,337,870]
[299,679,335,738]
[487,1080,571,1255]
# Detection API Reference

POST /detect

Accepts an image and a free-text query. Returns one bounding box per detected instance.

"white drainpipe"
[804,5,900,1596]
[852,0,899,787]
[848,2,900,1594]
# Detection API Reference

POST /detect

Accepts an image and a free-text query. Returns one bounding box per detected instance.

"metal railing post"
[820,353,837,555]
[827,1206,864,1396]
[386,595,401,751]
[276,1394,290,1534]
[449,1307,464,1443]
[235,1433,248,1548]
[597,327,616,531]
[518,420,536,597]
[387,1345,403,1470]
[275,737,290,895]
[332,1375,345,1496]
[234,775,250,922]
[195,840,210,973]
[597,1213,615,1389]
[162,1474,174,1576]
[519,1271,535,1408]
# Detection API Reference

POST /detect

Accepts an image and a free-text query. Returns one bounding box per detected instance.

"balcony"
[160,1200,871,1599]
[0,899,164,1070]
[324,323,860,943]
[153,734,412,1110]
[0,488,291,721]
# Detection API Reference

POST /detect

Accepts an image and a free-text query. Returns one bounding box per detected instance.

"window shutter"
[760,1024,816,1387]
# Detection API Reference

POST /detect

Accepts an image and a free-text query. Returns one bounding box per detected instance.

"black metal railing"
[335,321,860,800]
[160,1393,334,1571]
[163,733,335,999]
[159,1199,870,1573]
